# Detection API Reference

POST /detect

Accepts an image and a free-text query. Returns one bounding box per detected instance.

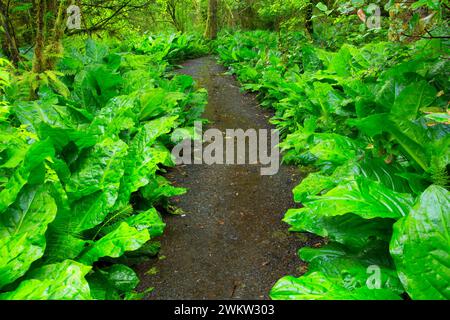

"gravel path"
[138,56,313,300]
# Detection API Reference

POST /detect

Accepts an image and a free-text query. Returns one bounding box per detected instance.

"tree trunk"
[205,0,218,40]
[305,2,314,37]
[166,1,182,32]
[0,1,20,65]
[44,0,67,70]
[32,0,46,74]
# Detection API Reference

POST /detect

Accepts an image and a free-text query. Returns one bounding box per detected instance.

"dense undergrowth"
[216,30,449,300]
[0,33,208,299]
[0,7,449,300]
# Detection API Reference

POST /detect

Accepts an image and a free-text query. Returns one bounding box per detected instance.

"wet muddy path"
[138,56,307,300]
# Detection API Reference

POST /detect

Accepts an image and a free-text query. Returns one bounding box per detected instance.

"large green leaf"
[0,127,31,170]
[284,209,393,249]
[13,101,95,151]
[295,177,414,220]
[270,272,401,300]
[66,138,128,203]
[96,264,139,292]
[140,175,187,204]
[38,166,87,263]
[128,208,166,238]
[293,157,412,204]
[306,82,346,120]
[391,81,437,120]
[349,112,436,172]
[0,184,57,288]
[74,65,123,112]
[0,260,91,300]
[139,88,185,121]
[306,133,359,168]
[390,185,450,300]
[115,116,178,209]
[89,95,137,139]
[44,139,129,262]
[293,173,338,203]
[87,264,139,300]
[103,208,166,238]
[0,139,54,213]
[79,222,150,265]
[299,243,403,294]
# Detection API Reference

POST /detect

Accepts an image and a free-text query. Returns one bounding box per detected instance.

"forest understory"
[0,0,449,301]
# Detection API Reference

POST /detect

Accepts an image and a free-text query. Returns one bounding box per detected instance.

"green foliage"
[1,0,449,302]
[257,0,310,31]
[0,34,207,300]
[0,260,92,300]
[271,272,401,300]
[272,241,403,300]
[0,184,57,287]
[217,30,449,300]
[131,33,210,63]
[390,185,450,300]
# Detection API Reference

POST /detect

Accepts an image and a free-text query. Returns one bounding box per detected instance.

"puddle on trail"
[137,56,313,300]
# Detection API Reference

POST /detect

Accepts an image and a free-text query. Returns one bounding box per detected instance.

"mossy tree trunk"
[44,0,67,70]
[0,1,20,65]
[305,1,316,38]
[32,0,46,74]
[205,0,218,40]
[32,0,67,73]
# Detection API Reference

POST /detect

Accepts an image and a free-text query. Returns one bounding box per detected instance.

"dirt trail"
[138,56,309,300]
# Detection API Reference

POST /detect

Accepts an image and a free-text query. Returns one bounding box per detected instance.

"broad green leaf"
[74,65,123,112]
[0,260,91,300]
[295,177,414,220]
[38,166,87,263]
[139,88,185,121]
[87,264,139,300]
[316,3,328,12]
[348,113,388,137]
[357,158,413,193]
[115,117,178,209]
[79,222,150,265]
[292,157,411,204]
[0,127,29,170]
[350,113,436,173]
[45,139,128,262]
[307,133,359,168]
[45,151,125,262]
[124,208,166,238]
[0,139,54,213]
[13,101,95,151]
[284,209,393,249]
[66,137,128,204]
[0,184,57,288]
[330,45,357,77]
[270,272,401,300]
[98,264,139,292]
[301,45,324,72]
[140,175,187,204]
[391,81,437,120]
[306,82,346,120]
[89,95,137,139]
[293,173,337,203]
[299,243,403,294]
[390,185,450,300]
[101,208,166,238]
